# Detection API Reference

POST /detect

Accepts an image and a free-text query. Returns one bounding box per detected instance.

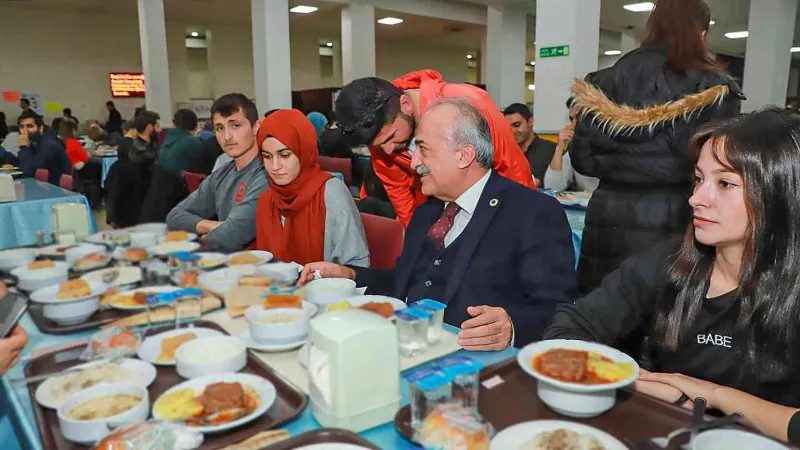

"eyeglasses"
[340,93,400,136]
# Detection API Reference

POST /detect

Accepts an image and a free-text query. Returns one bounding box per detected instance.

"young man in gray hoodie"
[166,94,268,251]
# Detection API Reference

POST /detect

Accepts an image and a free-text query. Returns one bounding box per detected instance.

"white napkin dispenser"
[308,309,400,432]
[51,203,90,240]
[0,173,16,203]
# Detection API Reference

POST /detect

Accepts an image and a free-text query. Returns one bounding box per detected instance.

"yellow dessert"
[327,300,353,312]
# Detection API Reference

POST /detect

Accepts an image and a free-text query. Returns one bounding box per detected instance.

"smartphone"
[0,292,28,339]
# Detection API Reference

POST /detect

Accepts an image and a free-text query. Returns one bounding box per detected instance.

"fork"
[102,269,120,285]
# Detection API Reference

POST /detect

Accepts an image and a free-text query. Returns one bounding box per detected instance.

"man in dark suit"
[299,97,576,349]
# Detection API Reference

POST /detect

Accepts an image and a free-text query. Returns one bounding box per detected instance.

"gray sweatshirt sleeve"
[205,173,268,251]
[166,175,218,232]
[323,178,370,268]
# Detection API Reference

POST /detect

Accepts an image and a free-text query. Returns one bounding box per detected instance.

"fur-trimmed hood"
[570,78,740,137]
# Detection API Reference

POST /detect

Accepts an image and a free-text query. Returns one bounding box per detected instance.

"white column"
[251,0,292,112]
[332,38,343,87]
[341,3,375,84]
[741,0,798,111]
[137,0,172,122]
[484,5,527,108]
[479,34,488,85]
[620,32,640,55]
[533,0,600,133]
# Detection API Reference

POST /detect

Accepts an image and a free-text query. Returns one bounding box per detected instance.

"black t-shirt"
[545,239,800,408]
[526,135,557,183]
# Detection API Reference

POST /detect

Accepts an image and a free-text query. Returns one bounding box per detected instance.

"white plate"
[35,358,157,410]
[555,194,580,206]
[85,231,131,245]
[147,241,201,256]
[227,251,273,266]
[81,266,142,288]
[152,372,277,434]
[197,266,259,294]
[160,232,198,243]
[490,420,628,450]
[34,243,83,259]
[338,295,407,316]
[196,252,228,270]
[516,339,639,393]
[108,285,181,311]
[30,281,108,304]
[137,327,225,366]
[295,445,374,450]
[0,248,36,271]
[239,329,306,352]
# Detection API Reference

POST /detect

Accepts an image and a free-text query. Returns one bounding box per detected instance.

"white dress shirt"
[444,169,492,247]
[543,152,599,192]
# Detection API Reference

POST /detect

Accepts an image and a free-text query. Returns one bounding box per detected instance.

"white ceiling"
[2,0,798,59]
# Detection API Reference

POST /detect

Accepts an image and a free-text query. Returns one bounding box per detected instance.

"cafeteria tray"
[264,428,380,450]
[394,357,735,446]
[24,320,308,450]
[28,304,131,335]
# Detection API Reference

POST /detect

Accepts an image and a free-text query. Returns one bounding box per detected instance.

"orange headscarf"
[255,109,332,264]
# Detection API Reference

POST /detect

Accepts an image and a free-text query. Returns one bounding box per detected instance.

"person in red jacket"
[335,70,534,226]
[58,120,89,169]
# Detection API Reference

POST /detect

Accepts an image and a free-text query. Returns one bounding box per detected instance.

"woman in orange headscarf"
[255,109,369,267]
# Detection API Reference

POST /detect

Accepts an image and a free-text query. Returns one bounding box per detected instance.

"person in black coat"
[298,98,576,349]
[569,0,744,294]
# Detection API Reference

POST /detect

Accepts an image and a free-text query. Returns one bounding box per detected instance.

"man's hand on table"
[196,219,222,235]
[458,305,512,351]
[297,262,355,286]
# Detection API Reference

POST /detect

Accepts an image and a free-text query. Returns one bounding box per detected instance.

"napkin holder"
[0,173,16,203]
[308,309,400,432]
[51,203,90,240]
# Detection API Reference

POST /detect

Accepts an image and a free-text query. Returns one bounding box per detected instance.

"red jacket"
[65,138,89,166]
[365,70,534,226]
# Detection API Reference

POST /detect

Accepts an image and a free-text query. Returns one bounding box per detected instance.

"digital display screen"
[109,72,146,98]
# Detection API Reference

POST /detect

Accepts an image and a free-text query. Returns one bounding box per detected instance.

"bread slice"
[263,294,301,310]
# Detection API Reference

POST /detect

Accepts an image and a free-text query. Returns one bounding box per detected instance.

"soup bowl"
[692,429,788,450]
[57,382,149,445]
[517,339,640,418]
[305,278,357,306]
[245,305,310,345]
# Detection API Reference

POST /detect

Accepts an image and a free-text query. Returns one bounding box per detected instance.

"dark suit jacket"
[354,171,577,347]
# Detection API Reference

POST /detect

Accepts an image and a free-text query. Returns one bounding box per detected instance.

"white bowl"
[137,327,225,366]
[11,261,69,291]
[693,430,788,450]
[64,244,107,265]
[30,281,107,326]
[175,335,247,379]
[128,231,159,248]
[516,339,639,418]
[0,248,36,272]
[35,358,157,410]
[256,262,302,285]
[305,278,357,306]
[57,382,149,445]
[134,222,168,236]
[245,305,309,345]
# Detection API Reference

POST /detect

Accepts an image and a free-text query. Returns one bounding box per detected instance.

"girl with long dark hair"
[546,108,800,445]
[569,0,745,294]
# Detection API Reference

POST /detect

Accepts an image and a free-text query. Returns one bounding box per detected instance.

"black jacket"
[354,171,577,347]
[105,159,187,228]
[570,46,743,293]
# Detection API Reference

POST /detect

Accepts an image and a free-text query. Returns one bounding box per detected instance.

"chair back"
[35,168,49,183]
[360,213,404,270]
[181,171,207,193]
[317,156,352,185]
[59,174,73,191]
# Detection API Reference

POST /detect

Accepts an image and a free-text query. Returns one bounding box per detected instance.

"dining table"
[0,178,97,250]
[0,316,514,450]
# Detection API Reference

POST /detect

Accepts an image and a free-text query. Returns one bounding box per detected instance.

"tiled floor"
[93,209,112,231]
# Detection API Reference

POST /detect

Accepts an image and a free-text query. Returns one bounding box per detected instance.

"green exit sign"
[539,45,570,58]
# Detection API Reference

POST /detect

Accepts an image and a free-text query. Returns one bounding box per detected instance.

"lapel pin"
[489,198,499,207]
